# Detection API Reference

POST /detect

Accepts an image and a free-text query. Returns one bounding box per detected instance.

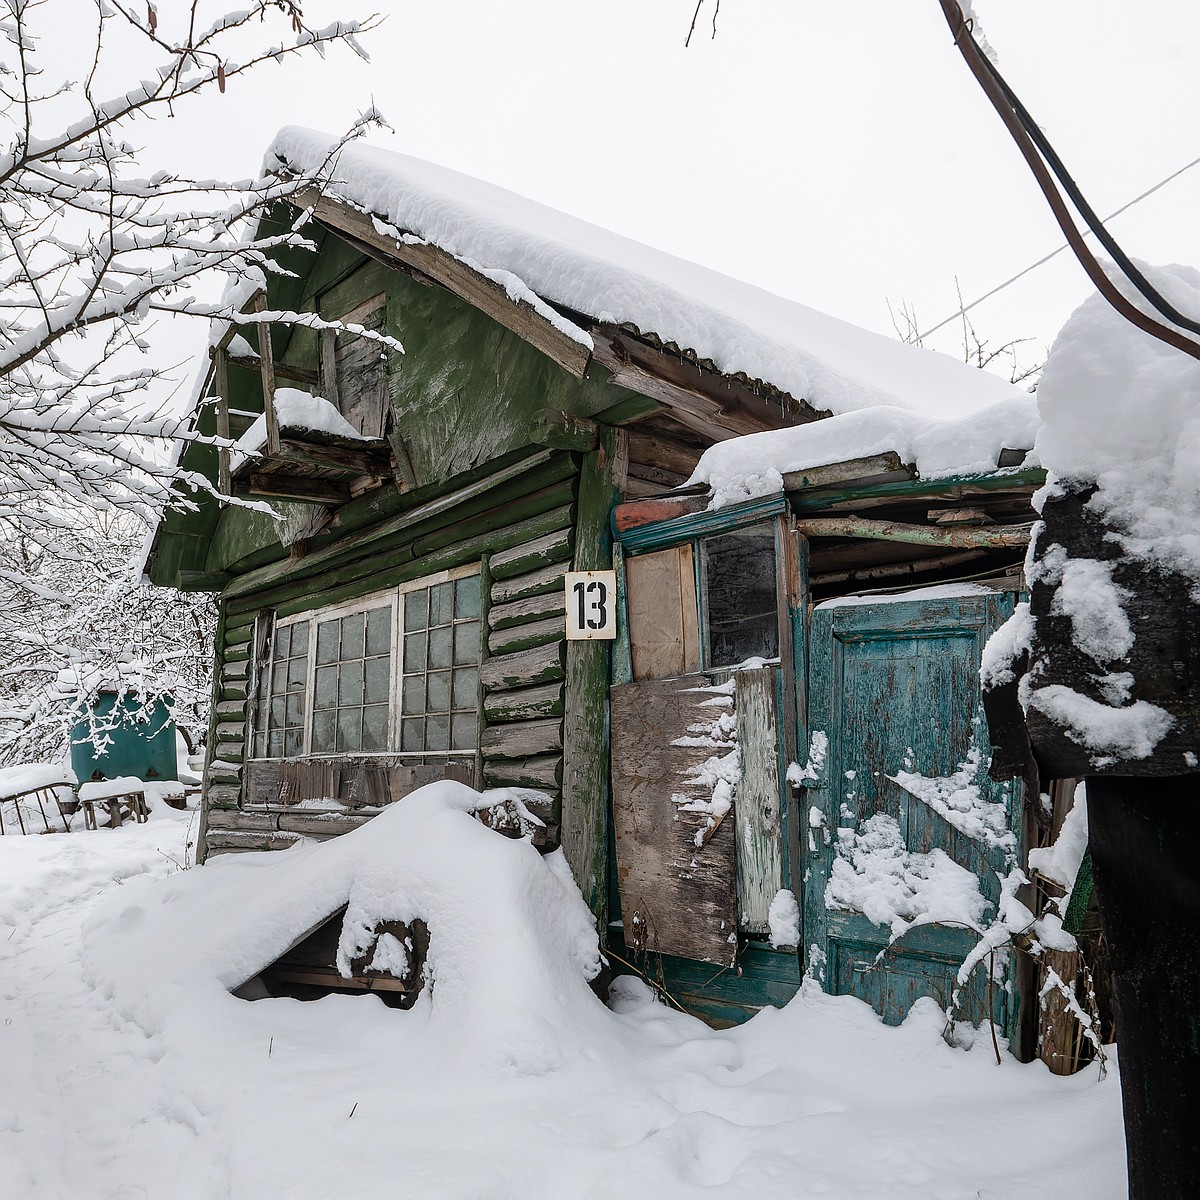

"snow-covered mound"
[269,127,1028,422]
[1036,261,1200,581]
[82,781,610,1076]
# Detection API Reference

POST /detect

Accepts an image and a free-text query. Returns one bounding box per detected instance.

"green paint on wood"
[561,427,623,923]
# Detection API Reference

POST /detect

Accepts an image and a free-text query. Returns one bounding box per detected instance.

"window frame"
[251,562,481,762]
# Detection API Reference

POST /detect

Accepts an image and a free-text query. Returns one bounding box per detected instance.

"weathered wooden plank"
[490,561,567,605]
[489,527,575,581]
[215,722,246,743]
[207,758,243,781]
[483,682,564,724]
[253,291,281,456]
[482,755,562,790]
[480,641,566,691]
[276,813,373,838]
[221,660,249,680]
[487,614,563,657]
[487,590,566,631]
[205,830,300,852]
[625,427,705,479]
[794,515,1033,550]
[625,544,700,680]
[614,494,709,533]
[781,452,913,493]
[204,784,242,808]
[734,668,784,934]
[215,700,247,719]
[221,680,249,702]
[610,674,739,966]
[206,810,278,832]
[247,472,352,506]
[480,718,563,759]
[561,428,626,922]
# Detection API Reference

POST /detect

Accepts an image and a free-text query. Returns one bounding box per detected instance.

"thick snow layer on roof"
[689,396,1040,507]
[1036,262,1200,579]
[269,127,1028,420]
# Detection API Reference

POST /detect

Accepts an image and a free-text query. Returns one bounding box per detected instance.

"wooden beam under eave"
[592,328,825,440]
[251,291,281,456]
[288,187,593,381]
[795,515,1034,550]
[214,347,232,496]
[223,351,319,387]
[246,473,351,506]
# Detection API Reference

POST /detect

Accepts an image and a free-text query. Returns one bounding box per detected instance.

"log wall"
[200,449,580,859]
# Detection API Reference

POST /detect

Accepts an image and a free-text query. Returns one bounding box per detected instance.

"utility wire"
[918,152,1200,342]
[935,0,1200,363]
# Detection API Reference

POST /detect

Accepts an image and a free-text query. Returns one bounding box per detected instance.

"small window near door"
[702,527,779,667]
[624,522,780,681]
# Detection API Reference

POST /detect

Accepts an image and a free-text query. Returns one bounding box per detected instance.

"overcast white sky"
[112,0,1200,386]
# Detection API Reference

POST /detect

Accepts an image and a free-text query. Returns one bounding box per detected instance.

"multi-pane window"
[260,622,309,757]
[400,575,480,752]
[252,567,481,760]
[312,606,392,753]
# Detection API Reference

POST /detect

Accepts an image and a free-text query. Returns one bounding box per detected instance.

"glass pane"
[316,620,340,664]
[272,662,287,694]
[702,528,779,667]
[428,625,452,669]
[452,667,478,710]
[315,665,338,708]
[336,707,362,753]
[290,623,309,656]
[364,656,390,705]
[268,730,284,757]
[455,575,481,619]
[366,607,391,656]
[287,657,306,688]
[285,692,304,726]
[312,709,336,753]
[362,705,389,751]
[270,697,285,729]
[254,731,266,758]
[402,674,425,715]
[404,588,428,632]
[341,612,365,661]
[454,621,479,666]
[404,631,427,672]
[284,728,303,757]
[452,712,477,751]
[275,624,291,658]
[426,670,450,713]
[401,717,425,751]
[426,712,449,752]
[430,582,454,627]
[338,659,364,707]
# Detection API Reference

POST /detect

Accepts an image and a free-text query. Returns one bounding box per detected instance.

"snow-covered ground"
[0,797,1126,1200]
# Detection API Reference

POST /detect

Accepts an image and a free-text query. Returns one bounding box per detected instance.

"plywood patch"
[611,674,738,965]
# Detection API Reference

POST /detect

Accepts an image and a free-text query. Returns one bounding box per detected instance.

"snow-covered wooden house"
[146,128,1047,1041]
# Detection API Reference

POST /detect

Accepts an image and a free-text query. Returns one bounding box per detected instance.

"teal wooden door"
[800,589,1020,1029]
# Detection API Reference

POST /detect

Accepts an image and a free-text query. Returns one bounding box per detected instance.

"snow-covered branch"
[0,0,384,550]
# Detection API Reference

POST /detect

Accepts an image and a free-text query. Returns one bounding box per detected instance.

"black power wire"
[970,25,1200,340]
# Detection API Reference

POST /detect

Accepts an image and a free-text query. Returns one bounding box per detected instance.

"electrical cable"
[972,32,1200,339]
[918,152,1200,342]
[935,0,1200,363]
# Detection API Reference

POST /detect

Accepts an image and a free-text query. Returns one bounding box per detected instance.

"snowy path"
[0,814,1128,1199]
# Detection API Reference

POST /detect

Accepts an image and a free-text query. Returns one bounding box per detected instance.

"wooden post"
[561,428,626,924]
[215,346,232,496]
[320,328,339,406]
[253,292,281,457]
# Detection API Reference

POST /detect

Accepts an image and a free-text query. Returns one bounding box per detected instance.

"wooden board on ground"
[610,674,738,966]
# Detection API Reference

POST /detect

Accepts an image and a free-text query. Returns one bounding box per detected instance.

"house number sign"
[564,571,618,640]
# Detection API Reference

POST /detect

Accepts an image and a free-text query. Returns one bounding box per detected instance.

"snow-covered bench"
[76,776,152,830]
[0,764,76,835]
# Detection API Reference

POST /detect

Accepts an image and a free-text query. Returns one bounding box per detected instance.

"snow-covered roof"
[269,127,1029,422]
